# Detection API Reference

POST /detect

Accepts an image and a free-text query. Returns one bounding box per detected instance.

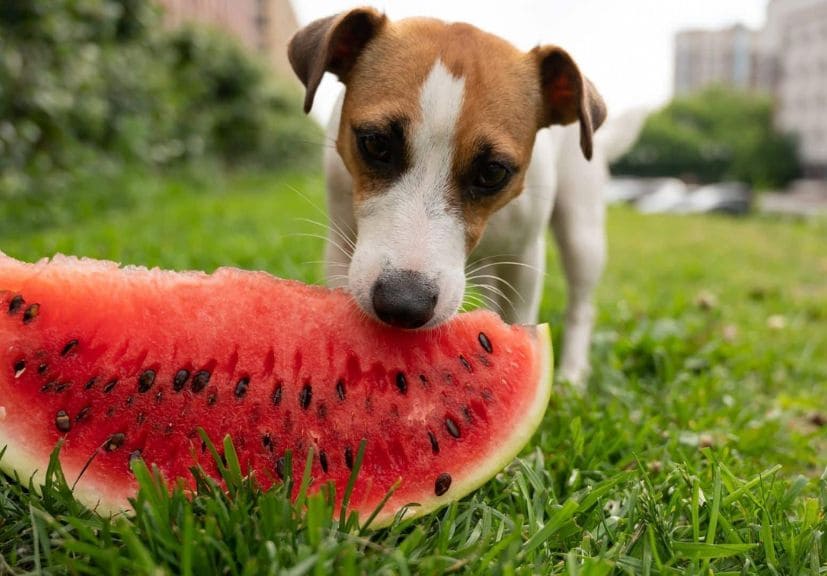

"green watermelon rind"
[374,323,553,527]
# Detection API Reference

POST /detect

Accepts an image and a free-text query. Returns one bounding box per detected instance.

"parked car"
[605,177,752,215]
[673,182,752,215]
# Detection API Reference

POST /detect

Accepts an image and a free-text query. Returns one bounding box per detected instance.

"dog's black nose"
[371,270,438,329]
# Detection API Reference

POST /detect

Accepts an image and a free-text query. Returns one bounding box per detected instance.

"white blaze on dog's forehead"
[416,59,466,148]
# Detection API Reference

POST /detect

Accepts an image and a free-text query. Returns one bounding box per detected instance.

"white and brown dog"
[289,8,608,385]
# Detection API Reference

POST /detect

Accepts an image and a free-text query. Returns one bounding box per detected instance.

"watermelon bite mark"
[0,251,551,526]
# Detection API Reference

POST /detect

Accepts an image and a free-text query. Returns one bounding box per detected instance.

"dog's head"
[289,8,605,328]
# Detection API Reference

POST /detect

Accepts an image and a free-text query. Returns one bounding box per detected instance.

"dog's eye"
[472,161,511,192]
[358,133,392,164]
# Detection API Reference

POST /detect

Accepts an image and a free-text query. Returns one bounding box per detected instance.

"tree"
[611,88,801,189]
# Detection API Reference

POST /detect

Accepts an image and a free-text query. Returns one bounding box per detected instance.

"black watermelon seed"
[103,379,118,393]
[40,382,55,393]
[234,377,250,398]
[106,406,116,418]
[320,450,329,473]
[272,383,283,405]
[55,410,71,433]
[61,339,79,357]
[173,369,190,392]
[344,446,354,470]
[76,406,91,422]
[262,434,272,449]
[125,395,134,407]
[276,456,286,480]
[155,390,164,403]
[191,371,210,393]
[419,374,430,387]
[85,377,97,390]
[435,472,452,496]
[13,359,25,378]
[8,295,24,315]
[200,440,207,453]
[428,430,440,454]
[299,383,312,410]
[462,405,473,423]
[138,370,156,393]
[459,355,472,372]
[164,423,173,434]
[335,379,346,401]
[54,382,69,393]
[478,332,493,354]
[22,304,40,324]
[23,304,40,324]
[476,354,492,367]
[207,392,217,406]
[445,417,461,438]
[395,372,408,394]
[38,363,48,375]
[105,433,125,452]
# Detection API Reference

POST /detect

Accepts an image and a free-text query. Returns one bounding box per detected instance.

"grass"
[1,168,826,574]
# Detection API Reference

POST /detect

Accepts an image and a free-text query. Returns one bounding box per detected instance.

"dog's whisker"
[464,273,525,303]
[473,282,515,305]
[285,185,358,243]
[296,217,356,251]
[466,259,545,276]
[305,259,349,269]
[464,254,525,276]
[462,283,504,315]
[476,284,518,316]
[289,232,352,259]
[298,212,358,248]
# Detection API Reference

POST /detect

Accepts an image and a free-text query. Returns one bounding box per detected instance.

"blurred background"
[1,6,825,570]
[1,0,825,218]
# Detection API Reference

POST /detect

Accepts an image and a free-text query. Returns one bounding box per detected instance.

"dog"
[288,8,609,386]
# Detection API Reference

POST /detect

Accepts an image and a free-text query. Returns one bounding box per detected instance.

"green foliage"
[1,171,826,573]
[0,0,320,197]
[612,88,801,189]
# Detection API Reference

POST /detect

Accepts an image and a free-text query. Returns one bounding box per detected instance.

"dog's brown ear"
[288,8,387,113]
[531,45,606,160]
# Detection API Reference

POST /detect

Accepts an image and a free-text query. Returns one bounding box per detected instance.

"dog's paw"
[556,363,590,392]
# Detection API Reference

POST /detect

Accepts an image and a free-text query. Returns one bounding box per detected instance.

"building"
[156,0,299,79]
[673,25,775,96]
[767,0,827,176]
[673,0,827,177]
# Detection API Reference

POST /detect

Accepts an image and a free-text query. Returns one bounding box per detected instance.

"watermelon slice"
[0,252,551,526]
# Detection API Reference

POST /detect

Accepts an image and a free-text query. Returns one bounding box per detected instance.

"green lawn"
[1,169,826,574]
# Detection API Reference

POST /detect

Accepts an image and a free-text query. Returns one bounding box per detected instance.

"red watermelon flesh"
[0,252,551,526]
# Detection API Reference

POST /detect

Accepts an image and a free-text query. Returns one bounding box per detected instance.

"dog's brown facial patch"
[338,19,544,251]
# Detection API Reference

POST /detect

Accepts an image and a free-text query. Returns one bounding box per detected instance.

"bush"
[612,88,801,189]
[0,0,320,197]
